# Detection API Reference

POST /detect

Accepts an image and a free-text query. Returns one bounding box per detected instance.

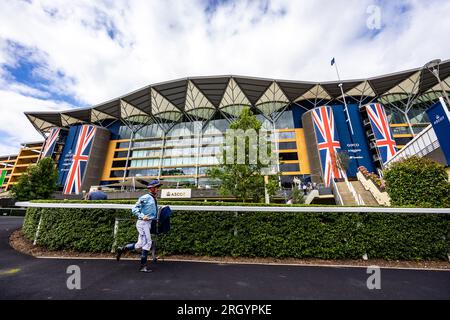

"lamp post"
[424,59,450,108]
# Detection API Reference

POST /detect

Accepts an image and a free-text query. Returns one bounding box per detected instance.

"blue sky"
[0,0,449,154]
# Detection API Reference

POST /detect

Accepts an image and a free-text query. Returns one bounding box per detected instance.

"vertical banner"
[311,106,346,187]
[365,103,397,164]
[41,127,61,159]
[62,125,97,194]
[0,169,7,186]
[426,98,450,166]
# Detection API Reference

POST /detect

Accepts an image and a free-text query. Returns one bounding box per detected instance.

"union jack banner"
[312,106,346,187]
[63,125,97,194]
[365,103,397,164]
[41,128,60,159]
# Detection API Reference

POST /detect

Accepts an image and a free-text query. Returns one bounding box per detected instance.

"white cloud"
[0,0,449,154]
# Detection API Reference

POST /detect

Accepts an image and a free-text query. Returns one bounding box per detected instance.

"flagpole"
[332,59,354,135]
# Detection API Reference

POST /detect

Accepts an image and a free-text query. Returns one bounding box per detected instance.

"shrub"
[23,207,450,260]
[384,156,450,207]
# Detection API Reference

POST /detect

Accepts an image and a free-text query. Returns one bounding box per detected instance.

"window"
[274,110,294,129]
[114,151,128,158]
[278,131,296,140]
[129,158,160,168]
[117,141,130,149]
[280,163,300,172]
[112,160,129,168]
[278,141,297,150]
[132,140,162,149]
[128,168,159,177]
[279,153,298,161]
[199,156,219,165]
[132,149,161,158]
[394,137,412,146]
[203,119,229,135]
[161,167,196,176]
[391,126,410,135]
[110,170,125,178]
[162,157,196,166]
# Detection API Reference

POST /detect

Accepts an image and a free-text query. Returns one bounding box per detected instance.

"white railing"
[14,201,450,214]
[330,179,344,205]
[345,178,365,206]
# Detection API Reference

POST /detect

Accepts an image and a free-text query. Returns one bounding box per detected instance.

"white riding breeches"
[134,219,152,251]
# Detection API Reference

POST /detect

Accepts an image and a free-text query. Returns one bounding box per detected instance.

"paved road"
[1,217,449,300]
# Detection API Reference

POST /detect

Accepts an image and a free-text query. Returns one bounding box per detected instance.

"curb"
[35,255,450,272]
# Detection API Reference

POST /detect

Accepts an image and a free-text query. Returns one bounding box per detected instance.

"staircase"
[334,181,379,206]
[350,181,379,206]
[335,182,358,206]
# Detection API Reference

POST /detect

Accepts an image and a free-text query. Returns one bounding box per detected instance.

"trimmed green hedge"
[22,207,450,260]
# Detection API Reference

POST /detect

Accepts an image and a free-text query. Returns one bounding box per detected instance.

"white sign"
[161,189,192,199]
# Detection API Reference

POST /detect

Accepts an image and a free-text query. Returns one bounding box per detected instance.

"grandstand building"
[1,60,449,194]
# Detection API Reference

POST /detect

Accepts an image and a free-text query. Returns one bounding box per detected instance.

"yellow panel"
[281,171,303,176]
[393,134,414,138]
[101,140,119,180]
[276,129,296,133]
[295,129,311,174]
[277,138,297,143]
[274,149,297,153]
[390,123,409,127]
[280,160,300,164]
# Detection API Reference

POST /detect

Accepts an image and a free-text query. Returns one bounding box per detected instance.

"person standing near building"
[87,186,108,200]
[115,180,162,273]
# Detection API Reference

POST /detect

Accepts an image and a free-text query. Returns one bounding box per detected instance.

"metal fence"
[14,202,450,215]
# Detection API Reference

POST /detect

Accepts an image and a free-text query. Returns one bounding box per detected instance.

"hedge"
[22,207,450,260]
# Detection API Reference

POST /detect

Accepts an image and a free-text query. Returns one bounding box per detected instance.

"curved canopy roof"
[25,60,450,134]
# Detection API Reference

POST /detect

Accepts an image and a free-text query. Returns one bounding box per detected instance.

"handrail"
[14,201,450,214]
[345,178,364,205]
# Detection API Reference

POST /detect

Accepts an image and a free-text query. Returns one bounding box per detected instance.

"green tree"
[12,157,59,201]
[384,156,450,207]
[290,187,305,204]
[206,107,277,202]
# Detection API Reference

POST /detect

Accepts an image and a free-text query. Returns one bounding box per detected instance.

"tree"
[290,187,305,204]
[206,107,278,202]
[383,156,450,207]
[12,157,59,201]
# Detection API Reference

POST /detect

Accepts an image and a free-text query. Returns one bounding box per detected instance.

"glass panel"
[391,126,410,135]
[161,167,197,176]
[110,170,125,178]
[135,124,164,139]
[167,121,203,137]
[280,163,300,172]
[117,141,130,149]
[114,151,129,158]
[274,110,294,129]
[203,119,229,135]
[118,126,132,139]
[394,137,412,145]
[132,140,163,149]
[278,131,296,140]
[279,152,299,161]
[128,168,159,177]
[112,160,128,168]
[278,141,297,150]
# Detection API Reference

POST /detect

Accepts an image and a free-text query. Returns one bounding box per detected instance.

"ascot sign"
[161,189,192,199]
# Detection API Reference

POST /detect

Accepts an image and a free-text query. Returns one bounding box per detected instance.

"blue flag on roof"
[331,57,335,66]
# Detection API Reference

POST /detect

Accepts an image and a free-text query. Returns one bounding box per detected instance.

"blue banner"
[426,98,450,166]
[332,104,375,176]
